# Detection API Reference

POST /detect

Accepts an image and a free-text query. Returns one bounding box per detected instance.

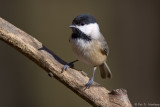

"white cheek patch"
[76,23,100,39]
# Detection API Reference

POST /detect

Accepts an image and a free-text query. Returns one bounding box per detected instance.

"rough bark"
[0,17,132,107]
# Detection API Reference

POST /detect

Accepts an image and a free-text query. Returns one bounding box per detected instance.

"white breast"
[70,38,91,65]
[70,38,106,66]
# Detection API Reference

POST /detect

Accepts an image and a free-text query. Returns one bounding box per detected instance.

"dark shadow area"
[38,45,66,65]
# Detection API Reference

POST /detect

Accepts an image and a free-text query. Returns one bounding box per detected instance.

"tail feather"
[99,62,112,79]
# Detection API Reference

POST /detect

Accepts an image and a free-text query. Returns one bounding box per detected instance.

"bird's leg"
[86,67,97,88]
[62,60,79,73]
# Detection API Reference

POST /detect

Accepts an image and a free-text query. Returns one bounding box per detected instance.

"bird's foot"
[62,60,78,73]
[62,64,72,73]
[85,77,94,89]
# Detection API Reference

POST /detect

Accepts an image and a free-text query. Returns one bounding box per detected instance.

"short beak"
[69,25,76,28]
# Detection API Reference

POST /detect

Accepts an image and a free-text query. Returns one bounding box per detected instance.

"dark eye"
[81,22,84,26]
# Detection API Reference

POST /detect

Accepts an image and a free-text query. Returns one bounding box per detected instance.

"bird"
[62,14,112,88]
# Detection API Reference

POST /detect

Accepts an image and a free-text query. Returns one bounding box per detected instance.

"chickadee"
[63,14,112,88]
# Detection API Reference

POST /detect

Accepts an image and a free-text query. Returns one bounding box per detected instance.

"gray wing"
[98,34,109,56]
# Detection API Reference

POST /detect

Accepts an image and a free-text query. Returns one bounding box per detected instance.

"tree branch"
[0,17,132,107]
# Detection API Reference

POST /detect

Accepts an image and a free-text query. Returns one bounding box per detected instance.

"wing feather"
[98,34,109,56]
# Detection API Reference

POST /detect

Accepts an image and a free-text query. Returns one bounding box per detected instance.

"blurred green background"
[0,0,160,107]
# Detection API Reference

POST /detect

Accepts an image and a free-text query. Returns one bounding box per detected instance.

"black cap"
[72,14,97,26]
